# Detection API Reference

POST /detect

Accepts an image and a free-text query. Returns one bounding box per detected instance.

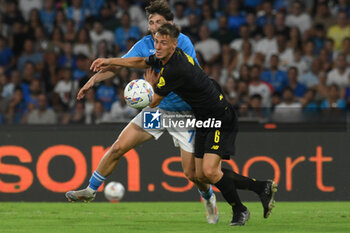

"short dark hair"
[156,23,180,40]
[146,0,174,21]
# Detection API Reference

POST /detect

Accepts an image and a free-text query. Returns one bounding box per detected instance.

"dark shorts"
[194,106,238,160]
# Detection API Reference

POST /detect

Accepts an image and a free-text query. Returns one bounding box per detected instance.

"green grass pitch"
[0,202,349,233]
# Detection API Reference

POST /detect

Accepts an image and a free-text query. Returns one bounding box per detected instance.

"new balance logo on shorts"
[143,110,161,129]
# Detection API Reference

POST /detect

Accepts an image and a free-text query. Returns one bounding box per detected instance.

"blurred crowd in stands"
[0,0,349,124]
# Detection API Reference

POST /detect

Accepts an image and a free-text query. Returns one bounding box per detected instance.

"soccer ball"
[124,79,153,109]
[104,181,125,202]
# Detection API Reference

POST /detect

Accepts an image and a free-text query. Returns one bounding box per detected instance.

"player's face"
[148,14,168,37]
[154,33,177,60]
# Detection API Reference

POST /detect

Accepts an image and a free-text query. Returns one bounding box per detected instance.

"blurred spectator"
[90,20,114,55]
[54,68,77,111]
[312,24,326,55]
[83,0,105,17]
[0,35,15,73]
[26,93,57,124]
[312,2,336,31]
[249,64,272,107]
[64,19,77,43]
[115,0,147,34]
[301,89,318,114]
[73,54,89,81]
[201,3,218,33]
[27,9,43,39]
[230,24,256,52]
[287,66,307,98]
[0,12,10,38]
[285,1,311,34]
[0,84,8,123]
[301,40,315,70]
[256,24,277,63]
[73,28,93,58]
[2,70,21,100]
[246,11,263,41]
[246,94,269,120]
[274,11,290,36]
[257,0,274,27]
[99,4,120,32]
[182,13,200,43]
[194,24,220,64]
[270,91,282,112]
[223,77,237,106]
[7,87,27,124]
[272,87,302,122]
[300,58,320,89]
[53,9,67,33]
[318,48,333,73]
[18,0,43,21]
[17,39,43,73]
[94,40,113,59]
[40,0,56,34]
[4,1,24,26]
[9,21,27,56]
[330,0,350,17]
[184,0,201,16]
[46,27,64,54]
[62,101,86,124]
[289,48,308,75]
[320,84,346,110]
[110,88,138,122]
[58,42,77,70]
[89,100,111,124]
[114,12,140,53]
[65,0,90,30]
[236,80,249,106]
[287,26,301,51]
[174,2,189,28]
[41,50,59,93]
[261,55,288,93]
[341,37,350,62]
[33,26,49,53]
[96,79,117,111]
[226,0,245,34]
[327,11,350,51]
[84,88,96,123]
[218,45,235,83]
[276,33,293,71]
[327,53,350,88]
[229,40,255,76]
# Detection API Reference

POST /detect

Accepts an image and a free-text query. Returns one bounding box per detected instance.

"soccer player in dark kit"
[90,23,278,226]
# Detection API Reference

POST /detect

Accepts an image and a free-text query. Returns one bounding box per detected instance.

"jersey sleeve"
[154,67,184,97]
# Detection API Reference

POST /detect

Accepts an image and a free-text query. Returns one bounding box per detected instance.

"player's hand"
[144,68,160,87]
[77,79,95,100]
[90,58,111,72]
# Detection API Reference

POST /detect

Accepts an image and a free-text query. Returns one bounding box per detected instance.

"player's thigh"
[116,122,154,151]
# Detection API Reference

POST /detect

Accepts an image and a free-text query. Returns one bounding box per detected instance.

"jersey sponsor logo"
[157,76,165,89]
[219,94,223,100]
[143,110,161,129]
[184,53,194,66]
[149,49,155,53]
[211,145,219,150]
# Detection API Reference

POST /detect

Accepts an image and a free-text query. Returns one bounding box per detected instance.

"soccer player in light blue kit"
[65,0,219,224]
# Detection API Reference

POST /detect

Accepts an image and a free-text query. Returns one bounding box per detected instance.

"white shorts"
[131,107,195,153]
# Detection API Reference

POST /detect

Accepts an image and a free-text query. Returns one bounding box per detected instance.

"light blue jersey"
[122,33,198,111]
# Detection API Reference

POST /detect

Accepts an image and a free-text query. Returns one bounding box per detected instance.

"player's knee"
[203,167,220,183]
[109,141,127,160]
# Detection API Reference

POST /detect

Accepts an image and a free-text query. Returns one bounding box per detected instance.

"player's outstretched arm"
[90,57,149,72]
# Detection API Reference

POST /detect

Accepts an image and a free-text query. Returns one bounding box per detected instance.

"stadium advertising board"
[0,124,349,202]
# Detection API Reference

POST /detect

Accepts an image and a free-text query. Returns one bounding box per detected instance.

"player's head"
[145,0,174,38]
[154,23,179,60]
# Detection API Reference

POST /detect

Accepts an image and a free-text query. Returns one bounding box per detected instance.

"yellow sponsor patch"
[157,76,165,88]
[211,145,219,150]
[219,94,223,100]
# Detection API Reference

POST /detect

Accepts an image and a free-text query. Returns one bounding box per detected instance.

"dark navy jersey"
[146,48,229,118]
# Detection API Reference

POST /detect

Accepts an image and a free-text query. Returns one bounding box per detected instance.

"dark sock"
[214,172,246,212]
[222,168,265,194]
